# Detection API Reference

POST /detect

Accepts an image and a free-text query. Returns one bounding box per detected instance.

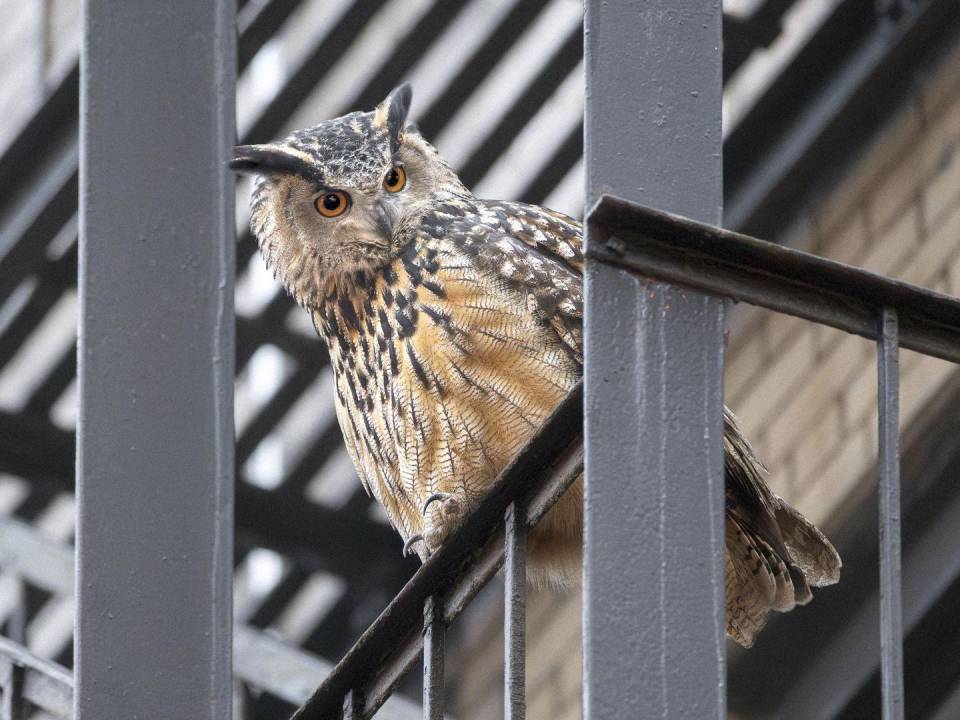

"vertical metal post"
[583,2,726,719]
[504,502,527,720]
[0,660,25,720]
[878,308,904,720]
[76,3,235,719]
[343,689,363,720]
[422,596,445,720]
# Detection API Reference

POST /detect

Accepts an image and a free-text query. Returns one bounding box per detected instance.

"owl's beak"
[374,200,394,239]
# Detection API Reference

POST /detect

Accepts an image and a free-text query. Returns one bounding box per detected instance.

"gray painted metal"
[0,637,72,719]
[343,690,362,720]
[586,197,960,364]
[231,627,431,717]
[583,2,726,719]
[0,517,423,719]
[770,455,960,718]
[291,386,583,719]
[423,595,445,720]
[580,196,960,720]
[878,309,904,720]
[76,2,235,719]
[504,502,526,720]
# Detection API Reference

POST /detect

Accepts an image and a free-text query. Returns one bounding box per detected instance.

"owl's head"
[231,84,466,306]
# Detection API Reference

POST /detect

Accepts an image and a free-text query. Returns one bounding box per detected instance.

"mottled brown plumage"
[232,85,841,647]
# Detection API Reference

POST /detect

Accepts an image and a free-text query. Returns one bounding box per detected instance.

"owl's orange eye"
[383,165,406,193]
[314,190,349,217]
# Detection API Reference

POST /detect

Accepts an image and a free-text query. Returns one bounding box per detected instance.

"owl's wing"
[724,408,841,646]
[467,200,585,363]
[438,198,839,647]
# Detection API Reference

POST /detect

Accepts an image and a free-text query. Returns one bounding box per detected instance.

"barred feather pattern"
[307,194,840,635]
[240,89,841,643]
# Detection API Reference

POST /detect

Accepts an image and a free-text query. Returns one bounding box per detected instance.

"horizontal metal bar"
[586,195,960,364]
[0,410,405,581]
[232,627,422,719]
[290,382,583,720]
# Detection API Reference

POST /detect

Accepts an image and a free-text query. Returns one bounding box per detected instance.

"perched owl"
[231,85,841,647]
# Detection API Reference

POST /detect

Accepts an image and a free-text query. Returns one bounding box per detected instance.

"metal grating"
[0,0,956,718]
[280,193,960,718]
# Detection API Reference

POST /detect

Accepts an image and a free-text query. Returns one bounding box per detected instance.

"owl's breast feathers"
[311,196,839,640]
[311,198,582,543]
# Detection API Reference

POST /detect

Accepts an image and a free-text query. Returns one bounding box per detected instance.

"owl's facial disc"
[231,84,467,306]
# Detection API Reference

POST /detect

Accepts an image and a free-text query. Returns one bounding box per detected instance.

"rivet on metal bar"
[504,501,527,720]
[878,307,904,720]
[423,595,445,720]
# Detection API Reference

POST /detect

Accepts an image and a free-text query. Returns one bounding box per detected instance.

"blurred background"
[1,0,959,718]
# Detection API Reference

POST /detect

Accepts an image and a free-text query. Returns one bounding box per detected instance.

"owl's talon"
[422,492,453,517]
[403,534,426,558]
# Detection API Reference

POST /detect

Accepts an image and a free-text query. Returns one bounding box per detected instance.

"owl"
[231,84,841,647]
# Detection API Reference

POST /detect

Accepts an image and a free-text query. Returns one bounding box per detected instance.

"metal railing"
[0,1,955,718]
[0,513,427,719]
[0,637,72,720]
[291,387,583,719]
[584,196,960,720]
[286,195,960,719]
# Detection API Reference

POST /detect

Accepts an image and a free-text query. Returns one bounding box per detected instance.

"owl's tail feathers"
[774,500,842,588]
[726,500,842,648]
[723,409,842,648]
[725,514,803,647]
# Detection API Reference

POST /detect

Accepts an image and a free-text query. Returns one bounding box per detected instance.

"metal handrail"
[292,195,960,720]
[291,384,583,719]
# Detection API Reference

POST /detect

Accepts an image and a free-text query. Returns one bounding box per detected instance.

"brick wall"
[452,36,960,720]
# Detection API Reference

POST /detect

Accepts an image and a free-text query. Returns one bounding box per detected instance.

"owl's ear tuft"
[229,144,323,183]
[374,83,413,145]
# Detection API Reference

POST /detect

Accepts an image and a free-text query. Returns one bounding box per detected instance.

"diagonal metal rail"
[295,194,960,720]
[290,384,583,719]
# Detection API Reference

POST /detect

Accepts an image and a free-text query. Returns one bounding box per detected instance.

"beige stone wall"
[452,37,960,720]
